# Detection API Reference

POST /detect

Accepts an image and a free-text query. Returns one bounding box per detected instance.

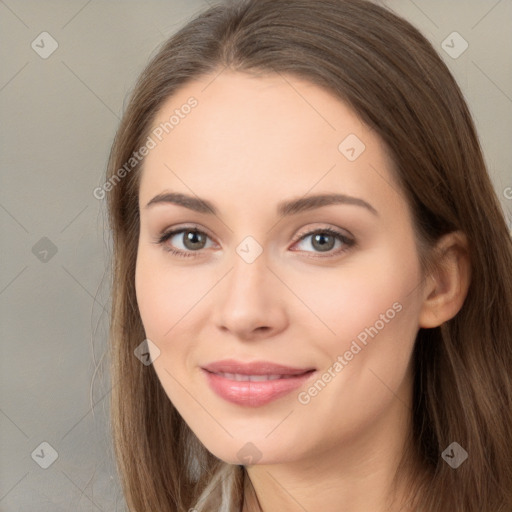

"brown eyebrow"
[144,192,379,217]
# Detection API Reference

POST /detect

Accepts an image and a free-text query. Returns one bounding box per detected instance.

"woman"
[104,0,512,510]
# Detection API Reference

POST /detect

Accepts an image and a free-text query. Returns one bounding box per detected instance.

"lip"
[201,359,316,407]
[202,359,315,376]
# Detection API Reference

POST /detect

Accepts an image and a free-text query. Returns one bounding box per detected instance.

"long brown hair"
[105,0,512,510]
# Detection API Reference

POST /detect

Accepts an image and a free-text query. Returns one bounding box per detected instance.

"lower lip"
[202,369,316,407]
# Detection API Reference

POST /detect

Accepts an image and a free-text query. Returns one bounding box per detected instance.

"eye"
[154,226,215,258]
[290,227,355,257]
[154,225,355,259]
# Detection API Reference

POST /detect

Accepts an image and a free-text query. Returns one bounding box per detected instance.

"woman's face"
[135,70,426,466]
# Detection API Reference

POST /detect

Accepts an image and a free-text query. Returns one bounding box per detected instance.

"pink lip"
[201,359,316,407]
[202,359,315,376]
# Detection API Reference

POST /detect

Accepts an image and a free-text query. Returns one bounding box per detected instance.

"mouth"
[207,371,311,381]
[201,359,316,406]
[201,358,316,376]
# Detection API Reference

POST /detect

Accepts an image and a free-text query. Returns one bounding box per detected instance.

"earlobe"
[418,231,471,329]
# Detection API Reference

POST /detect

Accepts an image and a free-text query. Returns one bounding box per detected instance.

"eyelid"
[154,223,355,258]
[289,226,355,258]
[157,223,353,243]
[291,224,354,244]
[154,223,217,251]
[157,223,216,243]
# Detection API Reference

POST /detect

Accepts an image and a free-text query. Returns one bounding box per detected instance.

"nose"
[213,251,288,341]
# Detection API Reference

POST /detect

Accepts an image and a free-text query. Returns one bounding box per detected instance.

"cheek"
[310,246,421,397]
[134,258,162,382]
[135,254,168,339]
[300,245,422,422]
[135,250,204,340]
[297,249,420,350]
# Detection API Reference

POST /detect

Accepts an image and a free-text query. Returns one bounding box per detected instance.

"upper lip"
[202,359,315,376]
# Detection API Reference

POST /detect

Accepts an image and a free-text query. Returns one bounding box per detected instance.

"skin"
[135,70,470,512]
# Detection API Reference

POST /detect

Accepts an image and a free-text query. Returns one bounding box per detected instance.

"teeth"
[218,372,288,381]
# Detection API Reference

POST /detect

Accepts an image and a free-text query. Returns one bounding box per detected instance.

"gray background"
[1,0,511,510]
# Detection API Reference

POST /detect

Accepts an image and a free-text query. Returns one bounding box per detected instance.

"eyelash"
[153,224,355,259]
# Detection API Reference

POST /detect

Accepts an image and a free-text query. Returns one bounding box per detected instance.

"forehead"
[138,70,402,217]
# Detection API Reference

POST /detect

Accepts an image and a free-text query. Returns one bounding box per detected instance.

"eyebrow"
[144,191,379,217]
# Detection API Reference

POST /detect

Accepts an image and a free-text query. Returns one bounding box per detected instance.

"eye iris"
[312,233,335,252]
[184,230,206,250]
[171,229,342,253]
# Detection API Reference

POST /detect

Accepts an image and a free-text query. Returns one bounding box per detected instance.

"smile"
[213,372,299,381]
[202,368,316,407]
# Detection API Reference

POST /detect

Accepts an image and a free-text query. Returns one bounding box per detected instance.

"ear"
[418,231,471,329]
